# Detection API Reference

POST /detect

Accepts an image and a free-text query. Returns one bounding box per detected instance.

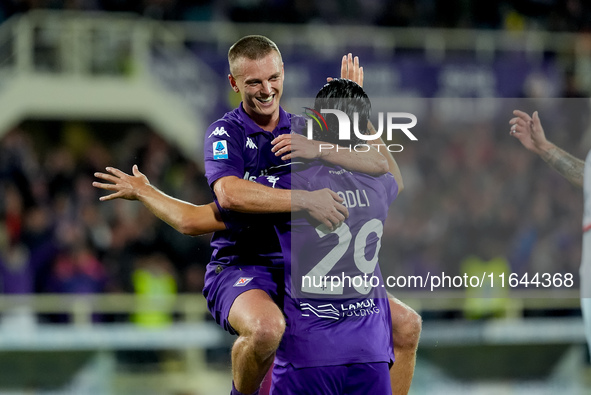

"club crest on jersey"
[213,140,228,160]
[246,137,257,150]
[209,126,230,138]
[234,277,254,287]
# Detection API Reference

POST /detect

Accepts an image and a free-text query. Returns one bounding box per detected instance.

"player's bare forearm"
[271,133,387,176]
[214,176,293,213]
[319,144,389,176]
[368,121,404,193]
[137,185,226,235]
[214,176,348,230]
[93,166,225,235]
[539,143,584,188]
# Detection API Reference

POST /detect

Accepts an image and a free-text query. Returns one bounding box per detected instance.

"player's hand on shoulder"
[272,133,320,161]
[327,53,364,87]
[92,165,149,202]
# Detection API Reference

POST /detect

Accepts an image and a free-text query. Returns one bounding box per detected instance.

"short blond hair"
[228,35,282,76]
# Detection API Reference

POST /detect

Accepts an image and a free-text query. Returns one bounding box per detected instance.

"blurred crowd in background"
[0,98,586,315]
[0,122,213,308]
[0,1,590,323]
[380,98,586,300]
[1,0,591,31]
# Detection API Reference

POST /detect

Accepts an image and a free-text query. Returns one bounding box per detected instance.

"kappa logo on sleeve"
[246,137,257,150]
[213,140,228,160]
[208,126,230,138]
[233,277,254,287]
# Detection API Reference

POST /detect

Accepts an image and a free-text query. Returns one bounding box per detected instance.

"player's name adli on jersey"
[336,189,370,208]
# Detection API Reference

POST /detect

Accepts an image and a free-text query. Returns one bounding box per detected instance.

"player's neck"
[245,108,280,132]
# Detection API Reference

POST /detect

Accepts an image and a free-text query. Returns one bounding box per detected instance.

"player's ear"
[228,74,239,93]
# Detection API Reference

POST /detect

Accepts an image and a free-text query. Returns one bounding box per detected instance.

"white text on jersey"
[336,189,370,208]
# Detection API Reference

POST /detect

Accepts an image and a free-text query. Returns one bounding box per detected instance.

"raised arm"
[95,166,348,233]
[510,110,583,188]
[271,53,391,176]
[333,53,402,183]
[338,53,403,188]
[93,165,225,236]
[368,121,404,193]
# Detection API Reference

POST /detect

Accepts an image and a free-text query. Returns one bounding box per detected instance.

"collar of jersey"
[238,103,291,136]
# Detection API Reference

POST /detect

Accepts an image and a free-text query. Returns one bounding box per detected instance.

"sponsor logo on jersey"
[266,175,280,188]
[300,299,380,320]
[329,168,352,176]
[246,137,257,150]
[208,126,230,138]
[340,298,380,317]
[300,302,340,320]
[234,277,254,287]
[213,140,228,160]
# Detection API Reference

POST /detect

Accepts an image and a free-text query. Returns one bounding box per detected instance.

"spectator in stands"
[132,252,177,327]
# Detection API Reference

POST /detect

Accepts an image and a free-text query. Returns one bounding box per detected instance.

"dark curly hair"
[312,78,371,146]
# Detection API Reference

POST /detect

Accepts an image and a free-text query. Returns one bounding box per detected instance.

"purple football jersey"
[202,104,293,271]
[255,162,398,368]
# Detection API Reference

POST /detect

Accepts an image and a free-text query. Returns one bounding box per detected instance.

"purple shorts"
[202,264,284,335]
[270,362,391,395]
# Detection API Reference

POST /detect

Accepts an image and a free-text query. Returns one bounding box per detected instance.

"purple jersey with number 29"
[257,160,398,369]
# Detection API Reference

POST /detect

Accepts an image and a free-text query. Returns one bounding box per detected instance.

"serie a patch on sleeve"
[213,140,228,159]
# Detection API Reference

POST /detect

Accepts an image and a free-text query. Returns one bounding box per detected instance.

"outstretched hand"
[327,53,364,87]
[92,165,149,201]
[509,110,552,155]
